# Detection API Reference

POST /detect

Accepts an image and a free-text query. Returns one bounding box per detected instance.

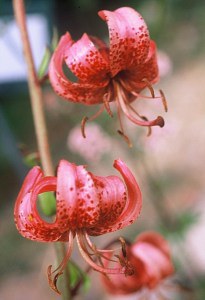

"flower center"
[80,78,167,146]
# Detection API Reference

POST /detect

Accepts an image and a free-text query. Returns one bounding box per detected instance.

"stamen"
[118,86,165,128]
[131,90,161,100]
[119,237,127,258]
[84,232,118,254]
[81,116,88,138]
[119,78,159,100]
[80,105,105,138]
[159,89,168,112]
[115,237,135,276]
[115,91,133,147]
[76,231,126,275]
[142,78,155,98]
[47,265,62,295]
[125,101,152,136]
[103,93,113,117]
[84,234,120,263]
[47,231,74,295]
[114,254,135,276]
[117,130,132,148]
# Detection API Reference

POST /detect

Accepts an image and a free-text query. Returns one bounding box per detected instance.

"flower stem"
[12,1,71,298]
[13,0,53,176]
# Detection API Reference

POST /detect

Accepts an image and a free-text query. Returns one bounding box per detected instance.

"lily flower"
[14,159,142,294]
[49,7,167,146]
[102,231,174,297]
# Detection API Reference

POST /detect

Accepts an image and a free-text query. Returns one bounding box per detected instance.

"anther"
[140,115,152,136]
[159,89,168,112]
[114,255,135,277]
[117,130,133,148]
[156,116,165,127]
[81,116,88,138]
[119,237,127,258]
[103,95,113,117]
[142,78,155,98]
[47,265,62,295]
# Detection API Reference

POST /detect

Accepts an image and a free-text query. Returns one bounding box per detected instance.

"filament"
[159,89,168,112]
[103,93,113,117]
[76,231,126,275]
[47,231,74,294]
[124,100,152,136]
[142,78,155,98]
[115,92,133,147]
[81,105,104,138]
[114,81,164,128]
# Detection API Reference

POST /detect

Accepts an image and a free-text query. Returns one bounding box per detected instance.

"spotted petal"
[132,232,174,288]
[14,167,64,242]
[49,32,108,104]
[88,159,142,235]
[98,7,150,77]
[64,33,110,85]
[56,160,101,229]
[120,40,159,92]
[135,231,171,258]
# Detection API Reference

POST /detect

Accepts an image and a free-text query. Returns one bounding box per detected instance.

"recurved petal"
[49,32,108,105]
[86,174,127,234]
[56,160,100,229]
[14,166,43,231]
[64,33,110,85]
[88,159,142,235]
[101,250,146,295]
[124,40,159,92]
[132,242,174,288]
[75,165,100,227]
[14,167,65,242]
[98,7,150,77]
[56,160,77,231]
[135,231,171,258]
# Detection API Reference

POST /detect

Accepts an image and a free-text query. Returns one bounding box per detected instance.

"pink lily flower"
[102,231,174,296]
[49,7,167,145]
[14,159,142,294]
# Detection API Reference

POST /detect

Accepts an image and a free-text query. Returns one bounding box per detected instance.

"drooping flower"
[49,7,167,145]
[101,231,174,297]
[14,159,142,294]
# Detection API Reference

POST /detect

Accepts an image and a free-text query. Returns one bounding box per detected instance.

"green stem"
[12,1,71,298]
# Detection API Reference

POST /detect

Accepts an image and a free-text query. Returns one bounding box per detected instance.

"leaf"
[51,27,59,51]
[23,152,40,168]
[38,47,51,79]
[38,27,59,79]
[68,261,91,292]
[38,192,56,216]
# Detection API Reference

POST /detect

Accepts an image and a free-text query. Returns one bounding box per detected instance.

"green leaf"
[37,27,59,79]
[38,192,56,216]
[69,261,80,287]
[38,47,51,79]
[51,27,59,51]
[23,152,40,168]
[68,261,91,292]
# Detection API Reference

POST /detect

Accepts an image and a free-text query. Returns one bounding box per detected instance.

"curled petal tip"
[113,158,123,169]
